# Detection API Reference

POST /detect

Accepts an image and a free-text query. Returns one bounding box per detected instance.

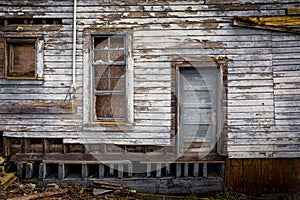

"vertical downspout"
[72,0,77,90]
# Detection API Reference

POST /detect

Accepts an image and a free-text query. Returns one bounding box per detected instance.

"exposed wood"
[226,158,300,195]
[0,0,299,179]
[6,188,68,200]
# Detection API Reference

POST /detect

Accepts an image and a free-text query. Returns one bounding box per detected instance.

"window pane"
[94,50,108,63]
[94,37,108,49]
[110,65,125,90]
[95,95,125,120]
[94,66,109,90]
[109,50,124,62]
[110,36,124,49]
[9,43,35,77]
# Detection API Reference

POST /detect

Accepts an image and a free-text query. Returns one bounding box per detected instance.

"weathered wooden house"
[0,0,299,195]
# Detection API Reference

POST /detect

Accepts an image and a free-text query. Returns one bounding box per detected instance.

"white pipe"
[72,0,77,90]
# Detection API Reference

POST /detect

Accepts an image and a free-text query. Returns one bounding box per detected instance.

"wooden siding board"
[0,0,299,157]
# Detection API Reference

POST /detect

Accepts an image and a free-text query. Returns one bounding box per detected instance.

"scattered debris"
[92,188,112,196]
[2,180,299,200]
[0,156,17,191]
[6,188,69,200]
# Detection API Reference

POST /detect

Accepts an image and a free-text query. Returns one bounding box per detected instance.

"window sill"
[83,121,134,132]
[0,79,44,85]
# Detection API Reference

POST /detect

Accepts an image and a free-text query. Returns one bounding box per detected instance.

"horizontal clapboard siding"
[0,0,299,156]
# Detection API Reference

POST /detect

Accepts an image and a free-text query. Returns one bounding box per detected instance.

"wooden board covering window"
[6,38,36,78]
[8,42,35,77]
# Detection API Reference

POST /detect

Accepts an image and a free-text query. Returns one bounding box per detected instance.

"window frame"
[4,35,44,80]
[83,29,134,126]
[92,35,127,122]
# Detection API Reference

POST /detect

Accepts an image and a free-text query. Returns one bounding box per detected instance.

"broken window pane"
[94,37,108,49]
[110,65,125,90]
[93,34,127,122]
[95,94,125,120]
[110,50,124,62]
[94,49,108,63]
[95,66,109,91]
[110,36,124,49]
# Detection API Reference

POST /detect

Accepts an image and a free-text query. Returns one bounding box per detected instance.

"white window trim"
[83,29,134,126]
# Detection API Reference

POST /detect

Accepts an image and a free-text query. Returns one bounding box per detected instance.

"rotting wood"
[0,0,299,175]
[233,16,300,34]
[6,188,69,200]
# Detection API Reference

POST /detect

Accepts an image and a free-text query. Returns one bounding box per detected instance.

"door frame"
[171,59,224,155]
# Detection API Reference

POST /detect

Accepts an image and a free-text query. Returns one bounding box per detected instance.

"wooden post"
[26,162,34,179]
[3,137,11,157]
[193,163,199,177]
[39,163,46,179]
[202,163,208,177]
[82,164,88,178]
[156,163,161,178]
[118,164,123,178]
[176,163,181,177]
[128,163,133,177]
[166,163,171,176]
[58,163,65,179]
[99,164,104,178]
[43,139,49,154]
[23,139,31,153]
[109,164,114,176]
[184,163,189,177]
[146,163,151,177]
[16,163,24,178]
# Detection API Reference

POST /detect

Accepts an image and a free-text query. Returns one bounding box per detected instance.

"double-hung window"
[83,31,133,125]
[93,35,126,122]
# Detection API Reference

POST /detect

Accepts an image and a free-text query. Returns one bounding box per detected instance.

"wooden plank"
[202,163,208,177]
[228,144,300,152]
[99,164,105,178]
[117,164,123,178]
[146,163,151,177]
[25,163,34,179]
[156,163,162,178]
[176,163,181,178]
[193,163,199,177]
[229,152,300,158]
[184,163,189,177]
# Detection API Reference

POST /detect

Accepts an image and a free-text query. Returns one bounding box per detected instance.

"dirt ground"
[1,181,299,200]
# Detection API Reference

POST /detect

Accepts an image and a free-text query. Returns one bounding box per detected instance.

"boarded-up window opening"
[93,35,126,122]
[6,38,36,78]
[2,36,44,80]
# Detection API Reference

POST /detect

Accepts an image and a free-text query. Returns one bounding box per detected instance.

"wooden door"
[179,67,220,153]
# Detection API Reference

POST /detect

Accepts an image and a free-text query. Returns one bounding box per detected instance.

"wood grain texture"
[0,0,299,157]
